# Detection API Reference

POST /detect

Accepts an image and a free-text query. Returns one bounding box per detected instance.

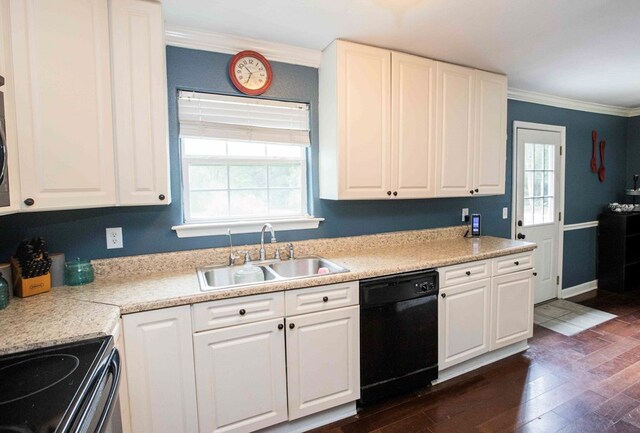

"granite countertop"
[0,290,120,355]
[0,232,535,355]
[65,236,535,314]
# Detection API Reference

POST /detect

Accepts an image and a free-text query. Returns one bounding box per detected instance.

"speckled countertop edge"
[0,228,536,355]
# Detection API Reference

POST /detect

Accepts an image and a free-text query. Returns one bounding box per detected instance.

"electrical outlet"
[106,227,123,249]
[502,207,509,219]
[461,208,469,222]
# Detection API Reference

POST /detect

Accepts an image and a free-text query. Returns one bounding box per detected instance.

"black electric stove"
[0,336,120,433]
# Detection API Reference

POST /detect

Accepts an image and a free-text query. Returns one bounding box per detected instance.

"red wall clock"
[228,50,273,95]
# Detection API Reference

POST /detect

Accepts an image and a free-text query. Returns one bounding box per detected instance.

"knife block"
[10,258,51,298]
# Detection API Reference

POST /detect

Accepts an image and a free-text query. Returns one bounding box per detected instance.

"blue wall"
[0,46,631,290]
[627,116,640,185]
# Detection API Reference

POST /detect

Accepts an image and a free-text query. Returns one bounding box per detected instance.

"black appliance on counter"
[0,336,121,433]
[0,74,9,208]
[359,269,439,405]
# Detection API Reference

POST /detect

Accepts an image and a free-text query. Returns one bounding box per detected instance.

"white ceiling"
[163,0,640,109]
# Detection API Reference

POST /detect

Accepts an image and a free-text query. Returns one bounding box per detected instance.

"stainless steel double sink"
[197,256,349,291]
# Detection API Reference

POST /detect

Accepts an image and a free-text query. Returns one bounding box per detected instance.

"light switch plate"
[106,227,123,249]
[502,207,509,219]
[462,208,469,222]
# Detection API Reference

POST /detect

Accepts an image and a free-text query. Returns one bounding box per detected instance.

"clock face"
[229,51,273,95]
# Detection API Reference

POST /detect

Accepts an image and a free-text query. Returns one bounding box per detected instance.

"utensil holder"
[10,258,51,298]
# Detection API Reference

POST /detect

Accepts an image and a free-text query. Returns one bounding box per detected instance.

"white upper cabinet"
[435,62,475,197]
[9,0,116,211]
[391,52,437,199]
[474,70,507,195]
[320,40,506,200]
[3,0,169,212]
[319,40,391,200]
[110,0,170,205]
[435,64,507,197]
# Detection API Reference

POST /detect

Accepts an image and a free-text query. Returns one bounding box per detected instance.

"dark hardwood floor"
[309,289,640,433]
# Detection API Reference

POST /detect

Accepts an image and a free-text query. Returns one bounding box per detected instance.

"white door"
[9,0,116,211]
[390,52,436,199]
[435,62,475,197]
[438,278,491,371]
[286,306,360,420]
[338,41,391,199]
[193,318,288,433]
[514,125,564,304]
[490,269,535,350]
[122,306,199,433]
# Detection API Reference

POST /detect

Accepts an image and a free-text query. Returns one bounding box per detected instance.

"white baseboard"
[561,280,598,299]
[259,402,356,433]
[433,340,529,384]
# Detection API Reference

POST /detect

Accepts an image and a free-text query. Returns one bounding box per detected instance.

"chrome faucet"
[227,229,239,266]
[259,223,277,261]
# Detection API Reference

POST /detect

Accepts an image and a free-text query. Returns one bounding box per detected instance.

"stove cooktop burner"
[0,354,80,405]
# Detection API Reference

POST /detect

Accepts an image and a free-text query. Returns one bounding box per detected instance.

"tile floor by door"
[309,289,640,433]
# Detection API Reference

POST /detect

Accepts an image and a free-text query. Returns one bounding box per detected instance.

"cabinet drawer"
[192,292,285,332]
[285,281,359,316]
[439,260,491,288]
[492,252,534,276]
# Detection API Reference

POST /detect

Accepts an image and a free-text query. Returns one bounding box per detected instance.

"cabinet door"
[390,52,436,199]
[435,62,475,197]
[439,278,490,370]
[336,41,391,199]
[123,306,198,433]
[286,305,360,420]
[193,318,287,433]
[491,270,534,351]
[474,70,507,195]
[9,0,116,210]
[110,0,170,206]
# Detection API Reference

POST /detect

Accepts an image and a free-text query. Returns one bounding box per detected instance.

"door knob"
[441,293,446,298]
[517,233,526,240]
[517,220,523,227]
[278,323,284,330]
[289,323,295,329]
[24,198,35,206]
[387,191,392,196]
[469,190,474,195]
[393,191,398,196]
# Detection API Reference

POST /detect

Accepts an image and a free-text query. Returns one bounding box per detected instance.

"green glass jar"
[64,259,95,286]
[0,272,9,309]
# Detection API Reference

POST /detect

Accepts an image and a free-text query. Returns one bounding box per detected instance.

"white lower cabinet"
[491,269,534,350]
[193,318,288,433]
[286,305,360,420]
[192,283,360,432]
[122,306,199,433]
[438,253,536,372]
[438,278,491,370]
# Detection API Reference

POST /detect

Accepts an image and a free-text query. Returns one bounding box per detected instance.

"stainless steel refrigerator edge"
[0,74,10,207]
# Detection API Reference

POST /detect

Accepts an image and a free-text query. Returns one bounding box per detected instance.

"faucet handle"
[242,251,252,263]
[228,251,240,266]
[288,243,295,260]
[274,247,281,260]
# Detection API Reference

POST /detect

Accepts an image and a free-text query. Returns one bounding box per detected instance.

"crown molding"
[508,87,640,117]
[164,25,322,68]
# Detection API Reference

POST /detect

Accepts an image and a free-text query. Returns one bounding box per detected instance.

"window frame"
[180,139,310,224]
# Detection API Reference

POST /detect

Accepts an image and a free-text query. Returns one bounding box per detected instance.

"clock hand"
[244,72,253,85]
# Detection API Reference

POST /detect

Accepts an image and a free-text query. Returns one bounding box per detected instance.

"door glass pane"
[524,198,533,226]
[522,142,555,226]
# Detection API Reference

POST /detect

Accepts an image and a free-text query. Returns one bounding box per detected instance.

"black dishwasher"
[359,269,438,405]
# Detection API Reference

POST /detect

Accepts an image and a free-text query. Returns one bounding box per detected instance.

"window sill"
[172,217,324,238]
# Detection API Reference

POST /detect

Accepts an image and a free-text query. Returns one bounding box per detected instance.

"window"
[177,91,312,226]
[522,142,555,226]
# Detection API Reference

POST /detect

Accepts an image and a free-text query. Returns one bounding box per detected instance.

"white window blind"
[178,91,310,146]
